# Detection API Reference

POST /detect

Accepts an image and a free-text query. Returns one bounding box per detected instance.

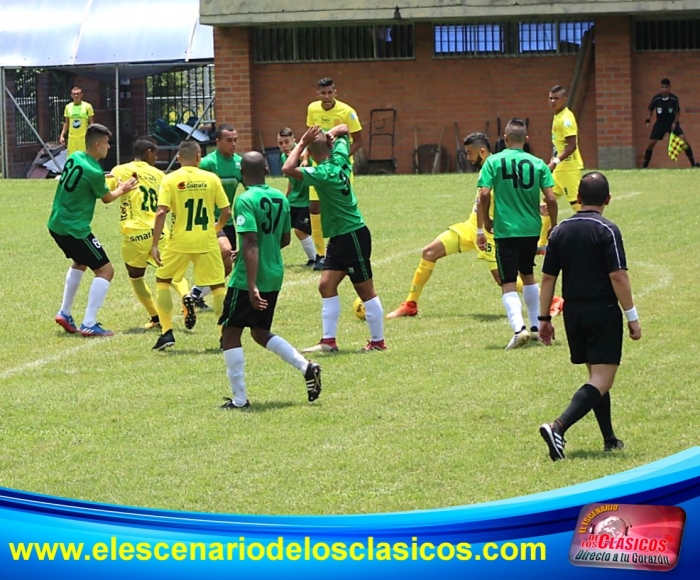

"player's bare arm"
[280,232,291,249]
[150,205,169,266]
[538,273,558,345]
[241,232,267,311]
[215,205,231,233]
[542,186,558,234]
[609,269,642,341]
[478,186,493,234]
[349,130,363,156]
[549,135,577,169]
[283,127,321,180]
[59,118,69,145]
[327,124,349,139]
[100,175,138,204]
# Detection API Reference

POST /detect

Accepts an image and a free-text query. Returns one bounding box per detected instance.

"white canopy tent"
[0,0,213,177]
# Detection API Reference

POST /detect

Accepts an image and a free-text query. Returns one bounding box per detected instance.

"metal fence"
[634,19,700,51]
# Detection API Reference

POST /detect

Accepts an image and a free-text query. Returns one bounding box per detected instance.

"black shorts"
[290,206,311,235]
[563,301,623,365]
[495,236,538,284]
[217,224,237,250]
[650,122,683,141]
[324,225,373,284]
[50,229,110,271]
[218,287,279,331]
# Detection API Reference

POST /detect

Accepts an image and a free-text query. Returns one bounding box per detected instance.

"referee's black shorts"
[495,236,538,284]
[650,122,684,141]
[563,300,623,365]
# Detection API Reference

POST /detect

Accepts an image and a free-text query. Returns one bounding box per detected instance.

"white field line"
[0,339,104,381]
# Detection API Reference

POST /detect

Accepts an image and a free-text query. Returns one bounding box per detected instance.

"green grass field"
[0,170,698,515]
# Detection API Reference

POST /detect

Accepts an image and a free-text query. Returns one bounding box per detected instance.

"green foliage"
[0,170,697,515]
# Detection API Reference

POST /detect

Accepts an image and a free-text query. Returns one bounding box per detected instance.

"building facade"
[203,0,700,171]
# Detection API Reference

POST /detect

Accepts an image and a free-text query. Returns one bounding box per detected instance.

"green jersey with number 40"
[231,184,291,293]
[47,152,109,238]
[300,135,364,238]
[477,148,554,239]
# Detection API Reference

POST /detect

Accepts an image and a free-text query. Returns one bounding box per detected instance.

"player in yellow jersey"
[387,132,564,324]
[539,85,583,254]
[60,87,94,156]
[150,141,231,351]
[108,137,190,329]
[305,78,363,270]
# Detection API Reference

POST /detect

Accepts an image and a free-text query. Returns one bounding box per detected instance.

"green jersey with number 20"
[477,148,554,239]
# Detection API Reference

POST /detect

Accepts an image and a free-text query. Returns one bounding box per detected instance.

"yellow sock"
[130,276,158,318]
[155,282,173,333]
[171,278,190,299]
[539,216,552,248]
[211,287,227,319]
[310,213,325,256]
[516,276,524,294]
[406,259,435,303]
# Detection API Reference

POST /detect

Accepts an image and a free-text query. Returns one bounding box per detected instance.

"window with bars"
[12,69,39,145]
[434,21,593,57]
[634,19,700,51]
[253,24,414,63]
[145,65,215,138]
[47,71,74,142]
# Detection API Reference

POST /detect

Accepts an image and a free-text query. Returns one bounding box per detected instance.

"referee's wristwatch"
[537,315,552,322]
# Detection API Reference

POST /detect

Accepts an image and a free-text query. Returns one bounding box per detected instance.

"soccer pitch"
[0,170,697,515]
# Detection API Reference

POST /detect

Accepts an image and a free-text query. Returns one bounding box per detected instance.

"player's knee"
[94,262,114,281]
[250,328,270,346]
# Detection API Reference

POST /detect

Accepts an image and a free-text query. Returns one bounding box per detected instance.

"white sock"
[82,277,110,327]
[223,347,247,406]
[522,284,540,330]
[60,267,84,315]
[363,296,384,342]
[191,286,212,299]
[321,295,340,339]
[266,335,309,373]
[300,236,316,261]
[502,291,525,333]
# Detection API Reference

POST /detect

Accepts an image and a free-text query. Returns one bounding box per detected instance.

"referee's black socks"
[685,146,696,166]
[643,149,653,168]
[593,391,616,441]
[555,384,602,435]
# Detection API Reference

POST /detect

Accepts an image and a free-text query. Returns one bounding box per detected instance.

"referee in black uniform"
[537,172,642,461]
[643,78,699,168]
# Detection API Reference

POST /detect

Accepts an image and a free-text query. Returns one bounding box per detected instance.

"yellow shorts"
[155,246,225,287]
[121,229,168,269]
[308,168,354,201]
[553,169,581,205]
[437,222,497,269]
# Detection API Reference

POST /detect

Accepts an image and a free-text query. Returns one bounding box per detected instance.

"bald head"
[241,151,267,185]
[578,171,610,207]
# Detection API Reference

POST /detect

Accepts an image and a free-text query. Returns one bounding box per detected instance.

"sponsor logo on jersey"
[177,181,208,190]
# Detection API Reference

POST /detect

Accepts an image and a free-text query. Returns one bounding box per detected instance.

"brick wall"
[215,23,599,173]
[632,52,700,169]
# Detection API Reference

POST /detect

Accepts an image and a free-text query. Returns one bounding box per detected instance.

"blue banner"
[2,447,699,578]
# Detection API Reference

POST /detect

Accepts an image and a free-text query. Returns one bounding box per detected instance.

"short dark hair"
[661,78,671,87]
[578,172,610,206]
[215,123,236,140]
[133,137,157,159]
[178,140,201,159]
[504,118,527,144]
[85,124,111,147]
[549,85,566,94]
[317,78,334,88]
[278,127,294,137]
[464,132,491,152]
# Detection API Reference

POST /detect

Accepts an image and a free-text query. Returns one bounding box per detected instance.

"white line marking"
[0,340,102,381]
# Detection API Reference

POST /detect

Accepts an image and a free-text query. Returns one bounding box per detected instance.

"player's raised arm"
[101,175,137,204]
[282,126,320,180]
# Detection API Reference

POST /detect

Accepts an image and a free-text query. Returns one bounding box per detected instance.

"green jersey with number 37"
[230,184,291,293]
[477,148,554,239]
[300,135,364,238]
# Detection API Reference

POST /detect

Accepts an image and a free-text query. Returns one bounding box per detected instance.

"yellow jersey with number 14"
[552,107,583,170]
[108,161,165,234]
[158,166,229,254]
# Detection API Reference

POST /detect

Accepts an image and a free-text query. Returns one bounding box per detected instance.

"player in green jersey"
[282,124,387,353]
[218,151,322,408]
[478,118,558,350]
[49,124,137,337]
[278,127,317,266]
